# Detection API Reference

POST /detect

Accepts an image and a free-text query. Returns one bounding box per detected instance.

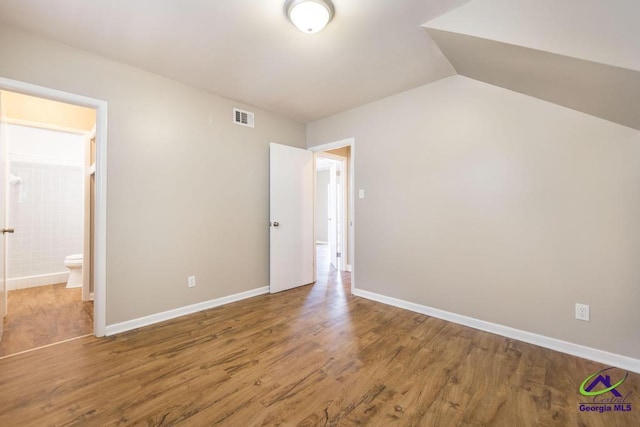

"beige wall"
[0,26,305,325]
[307,75,640,359]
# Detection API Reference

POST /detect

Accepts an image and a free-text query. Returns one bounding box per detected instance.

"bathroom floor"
[0,283,93,357]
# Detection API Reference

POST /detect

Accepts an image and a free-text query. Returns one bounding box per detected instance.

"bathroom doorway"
[0,89,96,356]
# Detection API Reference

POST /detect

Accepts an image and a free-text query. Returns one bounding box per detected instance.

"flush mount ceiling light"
[285,0,334,34]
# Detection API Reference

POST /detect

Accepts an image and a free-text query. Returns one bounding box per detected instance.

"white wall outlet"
[359,189,365,199]
[575,303,590,321]
[188,275,196,288]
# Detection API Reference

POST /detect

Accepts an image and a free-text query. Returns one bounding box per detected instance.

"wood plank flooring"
[0,283,94,357]
[0,256,638,426]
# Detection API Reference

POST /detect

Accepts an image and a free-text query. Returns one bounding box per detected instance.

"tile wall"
[6,124,85,287]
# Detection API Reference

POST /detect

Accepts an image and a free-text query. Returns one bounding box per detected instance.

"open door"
[0,95,7,341]
[328,163,338,269]
[269,143,314,293]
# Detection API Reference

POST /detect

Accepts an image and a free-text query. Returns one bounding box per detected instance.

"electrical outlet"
[188,275,196,288]
[575,303,590,321]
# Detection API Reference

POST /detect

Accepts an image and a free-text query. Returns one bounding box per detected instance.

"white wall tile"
[6,125,84,279]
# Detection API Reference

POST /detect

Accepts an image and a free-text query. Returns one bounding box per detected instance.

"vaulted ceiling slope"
[0,0,470,123]
[424,0,640,130]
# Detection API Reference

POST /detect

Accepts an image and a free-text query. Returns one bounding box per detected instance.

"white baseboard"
[8,272,69,290]
[105,286,269,336]
[353,288,640,374]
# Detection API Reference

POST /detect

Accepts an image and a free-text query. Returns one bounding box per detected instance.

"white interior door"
[328,164,338,269]
[269,143,314,293]
[0,98,7,342]
[336,164,345,271]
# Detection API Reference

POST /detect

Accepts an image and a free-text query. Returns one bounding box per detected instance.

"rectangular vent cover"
[233,108,255,128]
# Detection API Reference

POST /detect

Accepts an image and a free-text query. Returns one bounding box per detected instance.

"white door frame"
[309,138,355,293]
[0,77,108,337]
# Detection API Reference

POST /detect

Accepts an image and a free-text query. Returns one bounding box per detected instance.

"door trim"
[309,138,355,293]
[0,77,108,337]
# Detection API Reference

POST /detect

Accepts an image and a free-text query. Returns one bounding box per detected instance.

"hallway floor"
[0,283,93,357]
[316,242,350,293]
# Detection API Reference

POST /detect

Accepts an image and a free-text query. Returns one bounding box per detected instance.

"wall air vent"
[233,108,255,128]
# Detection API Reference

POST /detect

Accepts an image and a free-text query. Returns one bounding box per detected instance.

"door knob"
[2,228,15,234]
[273,222,280,228]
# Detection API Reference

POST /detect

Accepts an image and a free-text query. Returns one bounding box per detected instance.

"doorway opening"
[268,139,354,295]
[315,152,347,273]
[311,138,355,294]
[0,78,108,356]
[0,90,95,356]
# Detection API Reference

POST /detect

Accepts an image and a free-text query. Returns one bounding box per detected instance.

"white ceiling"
[0,0,470,123]
[1,0,638,128]
[424,0,640,130]
[426,0,640,72]
[425,29,640,130]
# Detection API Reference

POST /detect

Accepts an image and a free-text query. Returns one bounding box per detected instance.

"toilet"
[64,254,83,288]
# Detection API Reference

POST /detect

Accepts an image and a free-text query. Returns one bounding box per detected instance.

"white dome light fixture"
[285,0,334,34]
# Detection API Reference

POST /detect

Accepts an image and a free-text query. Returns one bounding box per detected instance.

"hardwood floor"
[0,255,638,426]
[0,283,93,357]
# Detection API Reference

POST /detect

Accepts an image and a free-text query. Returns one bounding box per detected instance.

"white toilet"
[64,254,83,288]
